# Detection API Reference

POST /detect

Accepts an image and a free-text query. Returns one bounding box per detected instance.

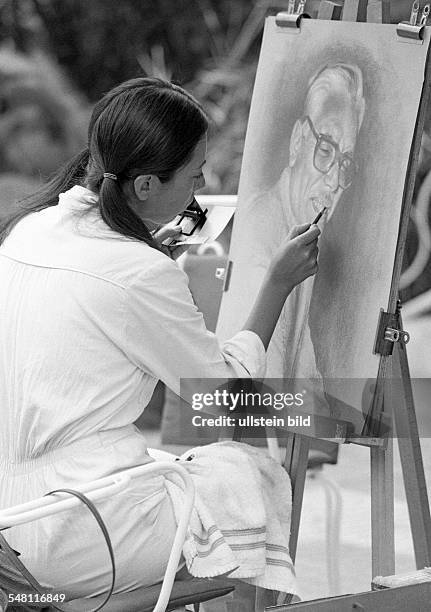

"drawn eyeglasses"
[304,116,357,190]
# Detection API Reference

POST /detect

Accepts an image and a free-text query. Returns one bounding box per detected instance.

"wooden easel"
[285,0,431,587]
[256,0,431,608]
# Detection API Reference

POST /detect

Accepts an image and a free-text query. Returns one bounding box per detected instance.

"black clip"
[177,198,208,236]
[373,303,410,356]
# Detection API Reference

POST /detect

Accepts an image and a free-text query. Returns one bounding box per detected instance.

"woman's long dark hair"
[0,78,208,248]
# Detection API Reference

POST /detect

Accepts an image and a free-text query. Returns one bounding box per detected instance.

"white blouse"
[0,185,266,461]
[0,185,266,595]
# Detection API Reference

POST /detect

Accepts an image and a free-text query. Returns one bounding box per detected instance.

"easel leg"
[370,438,395,577]
[392,340,431,567]
[284,434,311,564]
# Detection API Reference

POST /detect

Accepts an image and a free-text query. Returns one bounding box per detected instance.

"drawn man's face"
[288,87,360,224]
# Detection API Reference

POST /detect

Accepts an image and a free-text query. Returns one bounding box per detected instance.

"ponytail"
[0,148,89,244]
[98,178,160,249]
[0,77,208,249]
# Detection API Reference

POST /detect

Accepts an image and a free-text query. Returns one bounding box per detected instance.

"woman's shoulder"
[0,201,177,289]
[125,249,187,291]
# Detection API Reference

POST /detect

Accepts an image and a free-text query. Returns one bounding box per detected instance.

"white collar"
[58,185,99,210]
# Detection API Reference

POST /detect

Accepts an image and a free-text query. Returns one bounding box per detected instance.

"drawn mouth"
[311,194,332,213]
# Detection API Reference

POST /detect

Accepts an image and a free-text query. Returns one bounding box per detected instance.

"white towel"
[165,441,297,595]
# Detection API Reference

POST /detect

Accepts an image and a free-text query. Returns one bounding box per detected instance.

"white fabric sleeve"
[123,257,266,395]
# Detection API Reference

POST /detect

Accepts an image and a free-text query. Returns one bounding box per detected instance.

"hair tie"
[103,172,118,181]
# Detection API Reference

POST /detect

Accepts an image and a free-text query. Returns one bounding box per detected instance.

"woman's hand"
[153,221,183,245]
[242,223,321,349]
[153,221,195,260]
[268,223,320,292]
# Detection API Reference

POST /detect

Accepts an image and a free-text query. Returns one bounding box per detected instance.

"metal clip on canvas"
[397,1,430,43]
[275,4,311,30]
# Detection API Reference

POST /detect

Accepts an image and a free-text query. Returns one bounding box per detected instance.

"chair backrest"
[0,462,195,612]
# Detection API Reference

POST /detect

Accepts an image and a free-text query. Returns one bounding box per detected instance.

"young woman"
[0,78,319,601]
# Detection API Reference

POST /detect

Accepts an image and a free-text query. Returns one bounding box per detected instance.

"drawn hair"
[304,63,365,131]
[0,77,208,248]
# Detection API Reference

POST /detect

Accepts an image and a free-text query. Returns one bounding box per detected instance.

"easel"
[229,0,431,609]
[272,0,431,606]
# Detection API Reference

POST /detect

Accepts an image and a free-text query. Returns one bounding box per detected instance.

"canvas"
[216,18,431,432]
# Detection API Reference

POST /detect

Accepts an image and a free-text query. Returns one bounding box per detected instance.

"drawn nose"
[323,162,340,192]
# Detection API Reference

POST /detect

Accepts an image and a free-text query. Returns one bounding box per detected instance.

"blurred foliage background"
[0,0,428,299]
[0,0,417,193]
[0,0,282,198]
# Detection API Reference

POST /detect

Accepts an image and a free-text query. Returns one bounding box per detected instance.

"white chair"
[0,462,234,612]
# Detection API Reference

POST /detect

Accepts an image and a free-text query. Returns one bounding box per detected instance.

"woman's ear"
[133,175,160,201]
[289,119,303,168]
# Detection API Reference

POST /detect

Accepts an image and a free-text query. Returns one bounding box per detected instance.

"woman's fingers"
[270,222,322,288]
[294,224,321,245]
[154,223,183,244]
[310,244,319,259]
[287,223,311,240]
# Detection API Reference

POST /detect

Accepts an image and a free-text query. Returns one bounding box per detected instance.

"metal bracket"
[215,267,225,281]
[275,11,311,30]
[373,307,410,356]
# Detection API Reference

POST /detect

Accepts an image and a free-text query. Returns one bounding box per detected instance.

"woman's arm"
[122,223,319,401]
[242,223,320,349]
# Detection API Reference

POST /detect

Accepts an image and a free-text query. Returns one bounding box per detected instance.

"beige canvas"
[217,18,431,428]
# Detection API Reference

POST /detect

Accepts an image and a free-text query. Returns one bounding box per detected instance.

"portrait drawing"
[217,19,431,425]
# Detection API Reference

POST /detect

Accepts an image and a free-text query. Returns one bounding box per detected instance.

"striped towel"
[165,441,297,595]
